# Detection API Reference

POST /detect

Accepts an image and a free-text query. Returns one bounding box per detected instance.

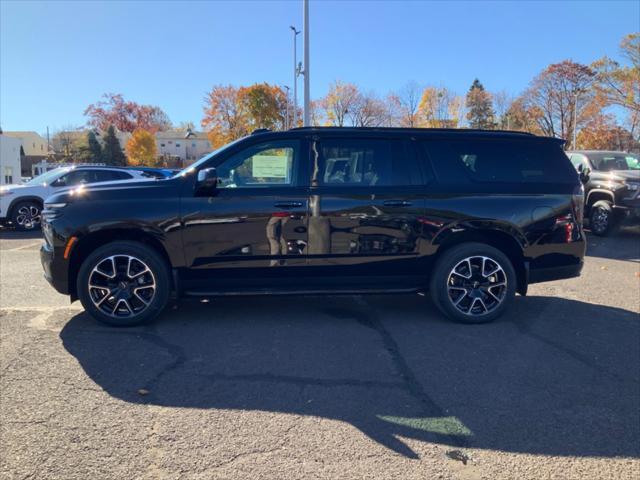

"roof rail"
[251,128,271,135]
[288,126,536,136]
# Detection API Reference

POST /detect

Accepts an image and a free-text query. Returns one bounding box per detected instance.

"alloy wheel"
[591,207,609,234]
[15,205,41,229]
[447,256,508,316]
[88,255,156,318]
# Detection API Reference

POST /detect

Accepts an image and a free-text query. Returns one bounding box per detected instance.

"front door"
[180,138,309,292]
[305,136,426,285]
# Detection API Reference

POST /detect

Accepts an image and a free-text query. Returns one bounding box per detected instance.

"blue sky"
[1,0,638,134]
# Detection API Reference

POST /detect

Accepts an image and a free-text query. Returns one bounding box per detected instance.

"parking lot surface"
[1,227,639,479]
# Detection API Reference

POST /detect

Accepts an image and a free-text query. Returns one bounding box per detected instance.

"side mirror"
[51,178,66,187]
[195,167,218,194]
[579,166,591,183]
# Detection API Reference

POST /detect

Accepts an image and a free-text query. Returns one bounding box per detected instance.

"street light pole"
[573,91,579,149]
[290,26,300,128]
[283,85,290,130]
[303,0,310,126]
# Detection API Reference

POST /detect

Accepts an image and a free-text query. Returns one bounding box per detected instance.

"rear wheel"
[429,242,516,324]
[11,201,41,231]
[589,200,617,236]
[77,241,170,326]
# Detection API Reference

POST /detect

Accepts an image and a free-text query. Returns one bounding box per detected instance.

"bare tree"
[493,90,514,129]
[394,81,423,127]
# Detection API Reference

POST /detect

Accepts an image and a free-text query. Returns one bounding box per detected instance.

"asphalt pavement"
[1,226,639,479]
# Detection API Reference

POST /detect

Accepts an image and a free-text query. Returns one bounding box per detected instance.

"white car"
[0,166,149,230]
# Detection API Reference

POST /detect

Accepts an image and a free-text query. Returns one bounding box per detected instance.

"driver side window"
[215,140,299,188]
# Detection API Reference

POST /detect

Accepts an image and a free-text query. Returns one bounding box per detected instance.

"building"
[2,131,49,176]
[0,133,23,185]
[156,129,212,167]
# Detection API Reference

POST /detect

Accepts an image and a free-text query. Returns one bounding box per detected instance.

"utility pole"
[283,85,291,130]
[573,91,579,150]
[303,0,310,126]
[290,26,300,127]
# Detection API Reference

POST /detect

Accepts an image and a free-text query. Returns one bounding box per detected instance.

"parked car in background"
[41,127,586,327]
[124,167,179,179]
[567,151,640,235]
[0,166,150,230]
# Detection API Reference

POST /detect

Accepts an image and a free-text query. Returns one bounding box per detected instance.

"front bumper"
[40,242,70,295]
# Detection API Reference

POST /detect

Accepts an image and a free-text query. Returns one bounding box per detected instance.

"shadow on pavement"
[585,225,640,262]
[60,294,640,459]
[0,228,42,240]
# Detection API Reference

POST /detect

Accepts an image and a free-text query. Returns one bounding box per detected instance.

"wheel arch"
[432,224,528,295]
[7,195,44,218]
[585,189,615,210]
[67,228,173,301]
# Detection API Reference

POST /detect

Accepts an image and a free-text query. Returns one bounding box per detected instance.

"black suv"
[567,150,640,235]
[41,128,585,326]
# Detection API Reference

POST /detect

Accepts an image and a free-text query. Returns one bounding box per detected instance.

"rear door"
[305,134,426,285]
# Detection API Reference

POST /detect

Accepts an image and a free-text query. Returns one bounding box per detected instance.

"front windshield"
[590,153,640,171]
[174,137,246,177]
[24,167,70,186]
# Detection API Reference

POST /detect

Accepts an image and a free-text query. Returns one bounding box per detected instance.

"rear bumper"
[528,261,583,284]
[40,243,69,295]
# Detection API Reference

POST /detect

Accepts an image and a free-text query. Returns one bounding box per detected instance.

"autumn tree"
[85,93,171,134]
[392,81,423,127]
[126,129,158,166]
[577,115,640,151]
[504,98,544,135]
[493,90,514,129]
[237,83,288,131]
[465,79,495,129]
[201,85,246,148]
[101,125,127,166]
[320,81,361,126]
[592,33,640,139]
[418,87,463,128]
[523,61,599,146]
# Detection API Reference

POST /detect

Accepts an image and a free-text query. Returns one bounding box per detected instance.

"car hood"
[47,177,175,204]
[0,183,42,194]
[592,170,640,182]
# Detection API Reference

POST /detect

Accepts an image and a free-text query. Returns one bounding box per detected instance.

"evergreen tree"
[101,125,126,166]
[465,79,496,129]
[87,131,102,161]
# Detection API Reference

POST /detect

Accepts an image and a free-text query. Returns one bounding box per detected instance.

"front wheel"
[11,201,41,231]
[77,241,170,326]
[429,243,516,324]
[589,200,617,236]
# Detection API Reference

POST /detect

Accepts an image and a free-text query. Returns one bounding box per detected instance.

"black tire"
[10,200,42,231]
[589,200,617,236]
[76,241,170,326]
[429,242,516,324]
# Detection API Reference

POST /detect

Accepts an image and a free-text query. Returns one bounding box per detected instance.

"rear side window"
[315,138,418,187]
[422,139,577,184]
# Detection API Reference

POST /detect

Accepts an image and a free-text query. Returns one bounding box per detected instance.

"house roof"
[156,129,209,140]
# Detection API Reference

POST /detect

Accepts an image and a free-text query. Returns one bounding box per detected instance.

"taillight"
[572,184,585,225]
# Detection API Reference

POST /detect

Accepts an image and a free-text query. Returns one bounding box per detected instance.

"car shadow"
[585,225,640,262]
[0,227,42,240]
[60,294,640,460]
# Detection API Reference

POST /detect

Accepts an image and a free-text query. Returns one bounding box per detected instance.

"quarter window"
[423,139,577,184]
[215,140,299,188]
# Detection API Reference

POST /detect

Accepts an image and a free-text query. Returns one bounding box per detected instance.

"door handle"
[274,201,304,209]
[383,200,412,207]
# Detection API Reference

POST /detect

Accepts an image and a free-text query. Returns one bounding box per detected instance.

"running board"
[183,287,419,297]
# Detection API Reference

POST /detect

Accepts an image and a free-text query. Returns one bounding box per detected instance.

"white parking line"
[2,241,42,251]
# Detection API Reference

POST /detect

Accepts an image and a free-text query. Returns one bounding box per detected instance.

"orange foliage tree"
[85,93,171,134]
[125,129,158,166]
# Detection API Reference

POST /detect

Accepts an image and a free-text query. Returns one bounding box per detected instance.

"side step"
[183,287,419,297]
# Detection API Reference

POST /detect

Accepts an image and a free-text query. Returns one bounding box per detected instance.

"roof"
[3,131,46,141]
[156,129,209,140]
[568,150,631,155]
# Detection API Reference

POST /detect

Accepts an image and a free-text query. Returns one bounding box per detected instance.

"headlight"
[0,190,14,197]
